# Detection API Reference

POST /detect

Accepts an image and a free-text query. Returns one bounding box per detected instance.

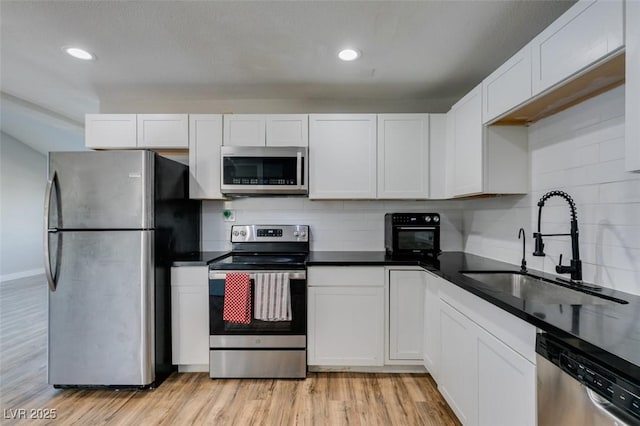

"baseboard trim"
[0,268,45,283]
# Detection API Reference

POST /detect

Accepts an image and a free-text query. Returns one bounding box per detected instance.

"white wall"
[202,198,464,252]
[0,132,47,281]
[464,86,640,295]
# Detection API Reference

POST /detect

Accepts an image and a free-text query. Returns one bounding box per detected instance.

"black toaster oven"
[385,213,441,259]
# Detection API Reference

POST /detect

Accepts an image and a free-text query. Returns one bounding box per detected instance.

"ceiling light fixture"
[338,48,361,61]
[63,47,95,61]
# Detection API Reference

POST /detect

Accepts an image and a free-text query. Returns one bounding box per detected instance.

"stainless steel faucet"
[533,190,582,282]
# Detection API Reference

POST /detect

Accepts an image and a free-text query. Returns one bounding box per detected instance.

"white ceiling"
[0,0,575,154]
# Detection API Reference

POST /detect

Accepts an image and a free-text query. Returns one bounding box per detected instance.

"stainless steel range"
[208,225,309,379]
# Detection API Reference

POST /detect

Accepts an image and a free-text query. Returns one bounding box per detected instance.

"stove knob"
[293,231,299,237]
[425,216,432,223]
[233,231,239,237]
[433,216,440,223]
[240,230,246,237]
[300,231,307,238]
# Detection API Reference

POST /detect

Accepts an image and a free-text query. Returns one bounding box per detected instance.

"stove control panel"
[231,225,309,242]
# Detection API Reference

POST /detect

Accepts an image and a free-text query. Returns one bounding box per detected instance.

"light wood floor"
[0,275,460,425]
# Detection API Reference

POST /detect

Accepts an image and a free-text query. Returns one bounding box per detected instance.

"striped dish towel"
[254,273,291,321]
[222,273,251,324]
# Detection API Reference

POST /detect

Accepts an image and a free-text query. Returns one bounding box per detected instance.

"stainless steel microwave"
[220,146,308,195]
[385,213,441,259]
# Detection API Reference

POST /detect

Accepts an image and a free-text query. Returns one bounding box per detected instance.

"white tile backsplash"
[201,199,465,253]
[465,85,640,296]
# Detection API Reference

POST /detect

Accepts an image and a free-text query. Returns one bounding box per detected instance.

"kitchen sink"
[461,271,627,305]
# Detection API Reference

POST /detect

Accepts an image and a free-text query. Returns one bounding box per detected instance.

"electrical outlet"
[223,209,235,222]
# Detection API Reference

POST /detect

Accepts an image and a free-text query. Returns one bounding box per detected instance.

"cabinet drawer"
[308,266,384,287]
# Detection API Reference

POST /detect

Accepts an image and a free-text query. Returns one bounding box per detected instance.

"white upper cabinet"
[309,114,377,199]
[137,114,189,149]
[449,84,528,197]
[531,0,624,96]
[265,114,308,146]
[223,114,308,147]
[626,0,640,172]
[428,114,449,199]
[451,84,484,197]
[86,114,188,149]
[482,44,532,124]
[377,114,430,199]
[188,114,224,199]
[223,115,266,146]
[85,114,137,149]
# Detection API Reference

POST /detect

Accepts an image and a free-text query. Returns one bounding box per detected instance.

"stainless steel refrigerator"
[45,150,200,388]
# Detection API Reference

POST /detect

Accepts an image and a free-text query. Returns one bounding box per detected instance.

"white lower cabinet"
[307,266,384,366]
[439,299,478,425]
[436,284,536,426]
[170,266,209,371]
[477,325,536,426]
[422,272,441,379]
[388,270,425,362]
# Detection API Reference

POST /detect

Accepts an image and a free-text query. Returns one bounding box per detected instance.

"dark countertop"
[171,251,228,266]
[174,250,640,384]
[307,251,640,385]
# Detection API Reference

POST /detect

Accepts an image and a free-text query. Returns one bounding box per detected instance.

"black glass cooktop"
[208,253,308,270]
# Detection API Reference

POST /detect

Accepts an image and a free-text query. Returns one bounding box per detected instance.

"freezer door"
[48,230,154,386]
[48,151,154,229]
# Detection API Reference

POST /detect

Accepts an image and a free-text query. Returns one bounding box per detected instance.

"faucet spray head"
[533,233,545,256]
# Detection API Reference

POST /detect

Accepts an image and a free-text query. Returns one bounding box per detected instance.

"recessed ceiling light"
[63,47,95,61]
[338,48,361,61]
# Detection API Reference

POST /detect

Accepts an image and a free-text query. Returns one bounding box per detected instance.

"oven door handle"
[209,271,307,280]
[397,226,437,230]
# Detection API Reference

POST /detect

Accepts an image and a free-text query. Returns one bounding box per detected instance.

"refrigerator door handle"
[44,170,58,292]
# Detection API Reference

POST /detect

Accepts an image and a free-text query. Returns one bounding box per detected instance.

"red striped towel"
[223,273,251,324]
[254,273,291,321]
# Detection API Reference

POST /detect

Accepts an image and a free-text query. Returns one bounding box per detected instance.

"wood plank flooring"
[0,275,460,425]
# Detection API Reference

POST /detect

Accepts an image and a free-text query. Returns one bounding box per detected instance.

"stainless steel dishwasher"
[537,333,640,425]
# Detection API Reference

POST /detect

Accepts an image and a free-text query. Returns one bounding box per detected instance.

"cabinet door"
[85,114,137,149]
[266,114,308,147]
[188,114,224,199]
[137,114,188,148]
[171,285,209,366]
[531,0,624,95]
[423,273,440,379]
[428,114,448,199]
[309,114,377,199]
[477,326,536,426]
[438,299,478,426]
[223,115,266,146]
[452,84,483,197]
[388,270,425,361]
[307,286,384,366]
[626,0,640,172]
[377,114,429,199]
[482,44,532,123]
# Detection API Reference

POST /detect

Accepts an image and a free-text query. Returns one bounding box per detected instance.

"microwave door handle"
[397,226,436,230]
[296,151,302,188]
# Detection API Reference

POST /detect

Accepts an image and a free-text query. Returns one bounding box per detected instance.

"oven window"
[209,278,306,335]
[397,230,435,250]
[223,157,304,185]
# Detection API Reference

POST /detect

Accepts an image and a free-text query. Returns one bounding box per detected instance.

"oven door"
[393,226,440,256]
[209,270,306,347]
[221,146,307,195]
